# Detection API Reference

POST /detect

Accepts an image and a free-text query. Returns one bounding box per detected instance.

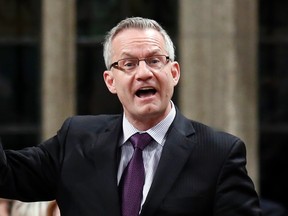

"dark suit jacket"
[0,110,261,215]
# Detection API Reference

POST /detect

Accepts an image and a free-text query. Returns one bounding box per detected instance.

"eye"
[122,59,137,69]
[147,57,161,65]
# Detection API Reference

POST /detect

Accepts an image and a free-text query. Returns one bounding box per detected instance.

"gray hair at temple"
[103,17,175,70]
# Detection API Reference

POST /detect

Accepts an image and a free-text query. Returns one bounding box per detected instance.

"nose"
[135,60,153,80]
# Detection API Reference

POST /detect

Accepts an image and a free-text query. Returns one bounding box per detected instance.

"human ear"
[103,70,117,94]
[170,61,180,85]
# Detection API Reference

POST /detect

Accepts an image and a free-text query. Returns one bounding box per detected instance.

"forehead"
[111,28,166,56]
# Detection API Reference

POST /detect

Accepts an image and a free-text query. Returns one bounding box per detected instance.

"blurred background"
[0,0,287,212]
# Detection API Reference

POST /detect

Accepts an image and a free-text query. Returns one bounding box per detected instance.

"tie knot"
[129,132,153,150]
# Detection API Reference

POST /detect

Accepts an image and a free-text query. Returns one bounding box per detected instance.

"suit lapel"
[85,116,123,216]
[141,112,197,216]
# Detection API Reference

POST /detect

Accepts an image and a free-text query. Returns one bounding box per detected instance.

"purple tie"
[120,132,153,216]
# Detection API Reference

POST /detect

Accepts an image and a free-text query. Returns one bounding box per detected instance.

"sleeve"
[214,139,262,216]
[0,117,72,202]
[10,201,50,216]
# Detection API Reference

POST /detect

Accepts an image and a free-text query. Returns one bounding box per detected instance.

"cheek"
[114,77,132,96]
[163,72,177,88]
[162,73,176,97]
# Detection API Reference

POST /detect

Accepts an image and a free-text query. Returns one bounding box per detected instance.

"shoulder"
[60,114,122,133]
[174,111,245,156]
[191,120,240,144]
[67,114,121,125]
[189,119,247,160]
[174,110,241,145]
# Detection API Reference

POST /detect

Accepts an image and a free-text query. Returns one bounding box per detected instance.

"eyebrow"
[119,49,163,59]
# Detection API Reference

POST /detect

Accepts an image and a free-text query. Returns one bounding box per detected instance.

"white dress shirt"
[117,102,176,208]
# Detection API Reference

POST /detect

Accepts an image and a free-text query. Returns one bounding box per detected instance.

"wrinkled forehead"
[111,28,167,57]
[112,27,165,43]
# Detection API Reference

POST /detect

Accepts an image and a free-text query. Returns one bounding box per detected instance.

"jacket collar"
[141,110,197,216]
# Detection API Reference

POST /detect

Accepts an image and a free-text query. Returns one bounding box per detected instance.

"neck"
[125,107,172,131]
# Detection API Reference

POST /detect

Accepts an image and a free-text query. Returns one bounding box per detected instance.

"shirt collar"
[121,101,176,146]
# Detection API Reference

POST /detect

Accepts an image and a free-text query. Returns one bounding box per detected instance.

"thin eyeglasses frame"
[109,55,170,73]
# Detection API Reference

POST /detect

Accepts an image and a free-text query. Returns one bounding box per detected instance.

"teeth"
[139,87,153,90]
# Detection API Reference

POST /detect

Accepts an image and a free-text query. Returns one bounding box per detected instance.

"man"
[0,17,261,215]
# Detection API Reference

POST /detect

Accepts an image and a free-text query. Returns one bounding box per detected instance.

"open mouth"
[136,87,157,98]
